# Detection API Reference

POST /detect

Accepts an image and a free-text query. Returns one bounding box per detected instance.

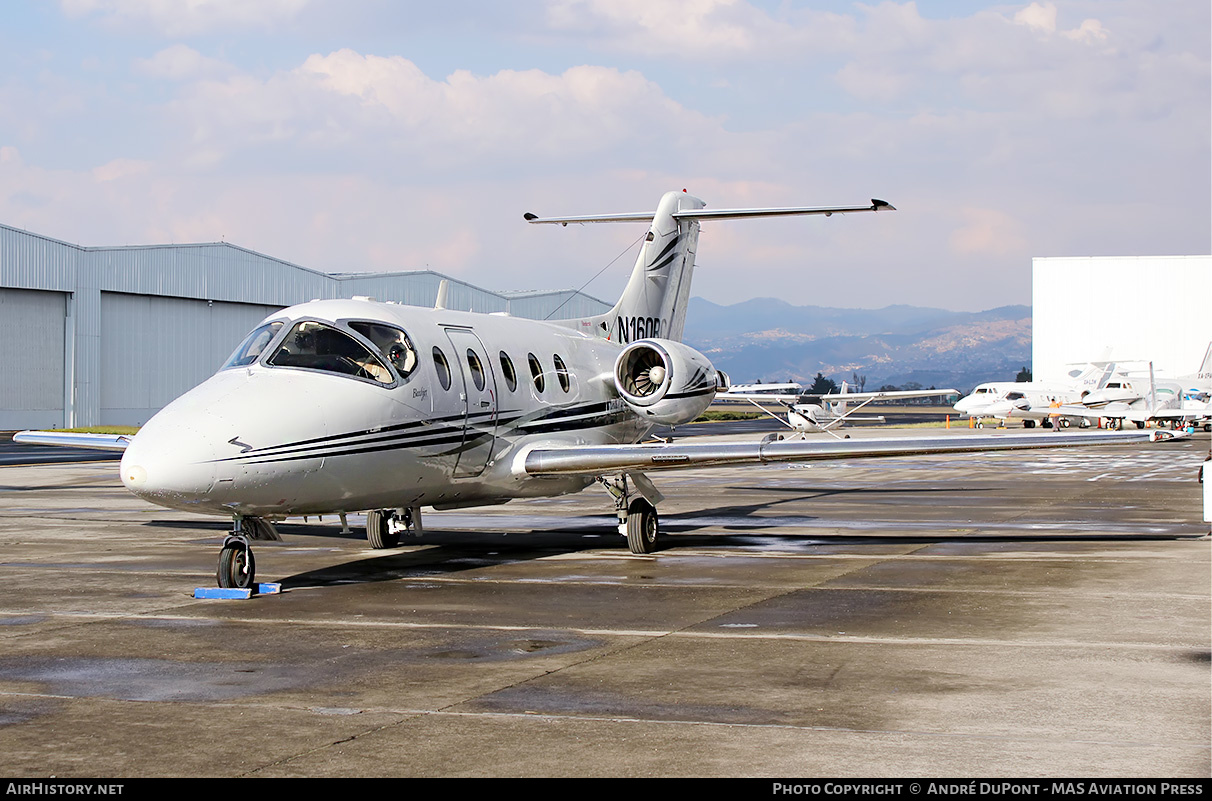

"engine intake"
[614,339,722,425]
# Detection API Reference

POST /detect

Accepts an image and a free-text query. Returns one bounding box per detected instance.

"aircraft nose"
[120,418,219,509]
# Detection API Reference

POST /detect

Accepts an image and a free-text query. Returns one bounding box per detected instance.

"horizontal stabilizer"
[524,199,894,225]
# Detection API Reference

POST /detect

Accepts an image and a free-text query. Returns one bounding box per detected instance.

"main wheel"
[217,543,256,589]
[366,510,400,549]
[626,499,659,555]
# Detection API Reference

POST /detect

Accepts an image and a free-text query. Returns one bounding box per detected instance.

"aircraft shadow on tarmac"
[140,476,1204,590]
[267,526,1201,591]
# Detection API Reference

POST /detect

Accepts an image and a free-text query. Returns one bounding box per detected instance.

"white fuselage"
[119,299,649,518]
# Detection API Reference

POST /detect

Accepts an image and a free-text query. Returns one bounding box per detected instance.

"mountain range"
[681,297,1031,393]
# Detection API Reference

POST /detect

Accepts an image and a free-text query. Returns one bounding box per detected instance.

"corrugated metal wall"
[0,288,66,429]
[0,222,610,428]
[99,293,280,425]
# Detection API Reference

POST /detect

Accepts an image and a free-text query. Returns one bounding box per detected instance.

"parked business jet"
[15,191,1179,589]
[1058,362,1210,431]
[953,363,1121,428]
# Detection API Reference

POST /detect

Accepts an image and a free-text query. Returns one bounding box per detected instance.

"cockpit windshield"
[222,321,284,370]
[267,320,393,384]
[348,321,418,380]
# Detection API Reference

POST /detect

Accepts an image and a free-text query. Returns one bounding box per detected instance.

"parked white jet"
[15,191,1178,589]
[1058,362,1210,431]
[953,363,1120,429]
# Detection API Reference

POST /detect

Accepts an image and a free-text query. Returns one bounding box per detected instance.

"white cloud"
[134,45,236,80]
[1014,2,1107,43]
[91,158,152,183]
[60,0,310,36]
[948,207,1028,257]
[1013,2,1059,34]
[544,0,855,59]
[160,50,715,175]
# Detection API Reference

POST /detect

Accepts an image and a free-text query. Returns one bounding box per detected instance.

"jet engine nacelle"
[614,339,724,425]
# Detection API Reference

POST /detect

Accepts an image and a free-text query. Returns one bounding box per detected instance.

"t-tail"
[526,190,894,343]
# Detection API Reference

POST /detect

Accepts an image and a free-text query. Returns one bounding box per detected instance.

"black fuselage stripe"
[234,411,477,457]
[239,431,485,464]
[218,401,625,465]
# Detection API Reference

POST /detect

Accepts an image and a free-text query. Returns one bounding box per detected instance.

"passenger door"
[443,327,498,478]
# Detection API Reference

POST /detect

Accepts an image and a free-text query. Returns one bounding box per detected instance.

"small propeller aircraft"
[723,382,959,438]
[15,191,1181,589]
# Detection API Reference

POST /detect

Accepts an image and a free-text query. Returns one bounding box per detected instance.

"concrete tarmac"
[0,429,1208,778]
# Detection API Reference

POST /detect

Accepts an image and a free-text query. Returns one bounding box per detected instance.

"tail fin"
[603,190,703,343]
[526,191,893,343]
[1069,361,1118,391]
[1196,342,1212,379]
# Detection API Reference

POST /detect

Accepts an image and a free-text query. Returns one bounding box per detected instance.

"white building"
[1032,255,1211,383]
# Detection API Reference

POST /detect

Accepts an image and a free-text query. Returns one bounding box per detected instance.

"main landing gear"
[601,473,665,555]
[626,498,659,554]
[365,507,423,549]
[217,516,279,589]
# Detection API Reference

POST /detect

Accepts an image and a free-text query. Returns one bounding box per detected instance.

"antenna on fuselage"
[435,279,449,310]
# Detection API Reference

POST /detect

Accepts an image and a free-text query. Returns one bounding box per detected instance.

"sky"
[0,1,1207,312]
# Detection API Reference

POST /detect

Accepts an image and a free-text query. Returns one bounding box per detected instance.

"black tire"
[1134,421,1145,430]
[626,499,659,555]
[217,543,255,589]
[1023,420,1035,429]
[366,510,400,549]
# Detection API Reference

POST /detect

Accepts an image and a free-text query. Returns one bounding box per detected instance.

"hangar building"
[0,223,610,430]
[1032,255,1211,384]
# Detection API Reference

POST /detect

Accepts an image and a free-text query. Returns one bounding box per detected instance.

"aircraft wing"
[520,430,1176,476]
[12,431,132,451]
[718,387,959,406]
[715,392,802,404]
[797,388,960,404]
[1056,402,1141,419]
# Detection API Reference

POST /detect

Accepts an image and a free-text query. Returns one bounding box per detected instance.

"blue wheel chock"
[194,583,282,600]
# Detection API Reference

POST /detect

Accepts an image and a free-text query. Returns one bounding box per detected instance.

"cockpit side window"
[222,321,284,369]
[267,320,392,384]
[348,321,418,380]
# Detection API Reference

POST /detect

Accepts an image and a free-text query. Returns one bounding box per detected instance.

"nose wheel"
[215,516,277,589]
[217,539,256,589]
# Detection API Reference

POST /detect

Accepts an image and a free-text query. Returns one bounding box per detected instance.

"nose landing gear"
[216,516,279,589]
[217,539,255,589]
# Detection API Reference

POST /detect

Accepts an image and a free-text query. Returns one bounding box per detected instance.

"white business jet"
[15,191,1178,589]
[953,362,1122,429]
